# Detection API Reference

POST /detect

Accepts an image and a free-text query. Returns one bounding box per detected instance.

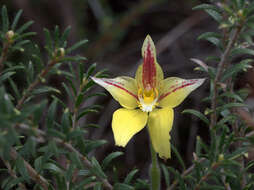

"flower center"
[138,86,158,112]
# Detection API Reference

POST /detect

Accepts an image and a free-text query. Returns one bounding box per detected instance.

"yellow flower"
[91,35,205,159]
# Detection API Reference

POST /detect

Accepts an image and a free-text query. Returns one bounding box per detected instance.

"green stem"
[149,141,161,190]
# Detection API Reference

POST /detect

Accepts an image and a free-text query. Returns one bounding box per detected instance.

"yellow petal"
[91,76,138,109]
[158,77,205,108]
[112,108,148,147]
[135,35,164,89]
[148,107,174,159]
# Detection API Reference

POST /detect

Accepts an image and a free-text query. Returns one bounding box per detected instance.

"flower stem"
[149,141,161,190]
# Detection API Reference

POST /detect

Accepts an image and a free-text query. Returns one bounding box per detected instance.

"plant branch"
[1,158,27,190]
[210,26,242,128]
[8,147,49,190]
[194,162,221,190]
[16,59,58,109]
[0,41,10,73]
[167,158,206,190]
[17,123,113,190]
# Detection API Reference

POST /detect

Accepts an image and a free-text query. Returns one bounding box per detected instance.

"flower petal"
[91,76,138,109]
[112,108,148,147]
[158,77,205,108]
[135,35,164,89]
[148,107,174,159]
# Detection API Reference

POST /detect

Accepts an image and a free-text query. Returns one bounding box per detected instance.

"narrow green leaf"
[4,177,26,190]
[32,86,61,95]
[2,6,9,33]
[198,32,221,40]
[69,152,83,169]
[16,20,34,34]
[62,82,75,102]
[54,25,60,48]
[102,152,123,169]
[0,71,15,83]
[11,9,23,30]
[67,129,87,141]
[75,93,84,108]
[86,63,97,78]
[161,164,170,187]
[182,109,209,125]
[46,99,57,128]
[43,28,53,53]
[85,92,107,99]
[171,144,186,170]
[79,61,85,83]
[34,156,42,172]
[198,32,221,46]
[85,140,107,154]
[47,128,66,140]
[91,157,106,179]
[217,103,246,112]
[77,108,99,120]
[193,4,220,11]
[220,92,244,102]
[44,163,63,174]
[231,47,254,57]
[114,183,134,190]
[221,61,252,81]
[64,163,77,182]
[124,169,139,184]
[74,176,96,189]
[60,26,71,47]
[205,9,222,22]
[8,78,21,99]
[168,167,186,190]
[14,32,36,41]
[16,156,30,182]
[66,39,88,54]
[93,183,102,190]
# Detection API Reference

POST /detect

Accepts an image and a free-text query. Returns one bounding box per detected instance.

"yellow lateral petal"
[91,76,138,109]
[112,108,148,147]
[148,107,174,159]
[158,77,205,108]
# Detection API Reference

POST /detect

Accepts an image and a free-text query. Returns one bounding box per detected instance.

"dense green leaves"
[1,1,254,189]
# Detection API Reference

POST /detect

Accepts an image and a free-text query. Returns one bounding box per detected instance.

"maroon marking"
[104,80,138,100]
[142,41,156,89]
[158,81,196,101]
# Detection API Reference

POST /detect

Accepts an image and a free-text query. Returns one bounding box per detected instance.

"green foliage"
[1,0,254,189]
[0,5,122,190]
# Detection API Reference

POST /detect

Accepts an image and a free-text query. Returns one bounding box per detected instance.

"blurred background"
[1,0,217,181]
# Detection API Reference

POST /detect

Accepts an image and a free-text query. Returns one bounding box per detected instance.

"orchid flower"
[91,35,205,159]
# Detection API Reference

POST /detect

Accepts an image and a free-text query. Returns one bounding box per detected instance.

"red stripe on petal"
[142,41,156,89]
[104,80,138,100]
[158,80,197,101]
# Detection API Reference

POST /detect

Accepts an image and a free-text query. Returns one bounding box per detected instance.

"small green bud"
[14,108,21,115]
[5,30,15,43]
[53,48,65,60]
[218,154,224,161]
[228,16,235,25]
[40,77,46,83]
[219,23,229,29]
[237,9,244,18]
[82,77,87,85]
[59,48,65,57]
